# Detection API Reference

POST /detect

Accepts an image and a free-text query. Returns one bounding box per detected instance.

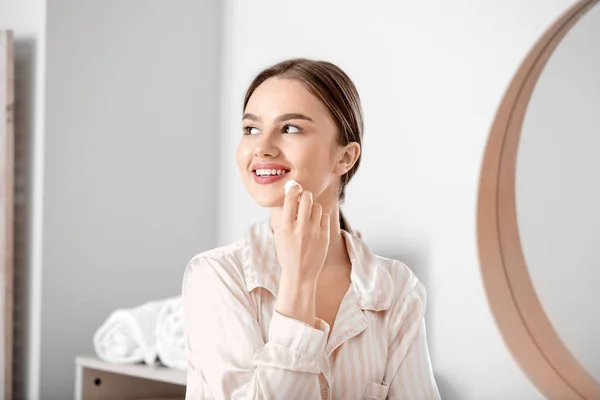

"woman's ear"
[336,142,361,175]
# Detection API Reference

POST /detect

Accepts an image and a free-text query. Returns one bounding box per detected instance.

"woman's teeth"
[255,169,289,176]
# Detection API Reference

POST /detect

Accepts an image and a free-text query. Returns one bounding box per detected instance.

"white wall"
[0,1,46,399]
[41,1,222,398]
[216,1,578,398]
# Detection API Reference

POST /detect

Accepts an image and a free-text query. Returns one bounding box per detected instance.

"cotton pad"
[284,179,303,195]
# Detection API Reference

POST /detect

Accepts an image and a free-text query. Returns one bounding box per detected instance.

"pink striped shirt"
[182,219,440,399]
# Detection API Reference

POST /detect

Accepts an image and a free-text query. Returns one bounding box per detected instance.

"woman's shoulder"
[188,239,245,264]
[182,239,257,315]
[183,239,247,288]
[372,254,426,305]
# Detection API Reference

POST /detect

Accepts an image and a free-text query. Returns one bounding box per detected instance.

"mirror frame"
[478,0,600,398]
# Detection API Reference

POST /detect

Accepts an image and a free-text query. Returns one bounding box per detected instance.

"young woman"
[182,58,440,399]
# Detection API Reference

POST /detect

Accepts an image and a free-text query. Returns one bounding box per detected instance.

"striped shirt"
[182,219,440,399]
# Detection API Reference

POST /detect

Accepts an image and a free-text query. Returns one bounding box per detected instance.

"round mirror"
[478,0,600,398]
[518,0,600,385]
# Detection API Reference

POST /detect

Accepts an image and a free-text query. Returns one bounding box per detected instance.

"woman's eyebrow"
[276,113,314,123]
[241,113,314,123]
[242,113,259,121]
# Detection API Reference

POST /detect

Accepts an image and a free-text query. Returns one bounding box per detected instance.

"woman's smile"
[252,162,292,185]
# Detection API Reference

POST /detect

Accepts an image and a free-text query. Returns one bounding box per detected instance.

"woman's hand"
[274,185,330,284]
[273,184,330,327]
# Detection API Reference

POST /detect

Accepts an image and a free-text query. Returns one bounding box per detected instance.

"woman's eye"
[243,126,260,135]
[283,125,301,134]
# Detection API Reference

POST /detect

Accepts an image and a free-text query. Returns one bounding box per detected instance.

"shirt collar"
[242,219,394,311]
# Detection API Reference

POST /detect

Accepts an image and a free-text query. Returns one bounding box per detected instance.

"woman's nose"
[253,133,279,158]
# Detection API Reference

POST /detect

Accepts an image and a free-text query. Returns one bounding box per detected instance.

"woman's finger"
[282,185,302,224]
[297,191,313,223]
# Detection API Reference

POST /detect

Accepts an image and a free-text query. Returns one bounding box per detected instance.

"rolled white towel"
[156,296,186,370]
[93,298,170,365]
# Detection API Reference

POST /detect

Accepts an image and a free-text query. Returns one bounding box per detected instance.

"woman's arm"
[182,255,329,400]
[386,281,440,400]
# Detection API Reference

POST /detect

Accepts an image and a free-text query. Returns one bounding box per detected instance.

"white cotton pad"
[284,179,303,195]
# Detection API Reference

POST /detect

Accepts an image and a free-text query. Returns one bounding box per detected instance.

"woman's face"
[236,77,346,208]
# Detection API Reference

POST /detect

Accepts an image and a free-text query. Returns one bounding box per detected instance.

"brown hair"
[243,58,363,233]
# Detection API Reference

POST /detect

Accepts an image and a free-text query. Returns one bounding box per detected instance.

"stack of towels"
[93,296,186,370]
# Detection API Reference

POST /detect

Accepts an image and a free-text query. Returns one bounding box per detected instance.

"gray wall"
[42,1,222,398]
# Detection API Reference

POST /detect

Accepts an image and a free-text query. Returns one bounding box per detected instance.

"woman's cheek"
[235,142,250,172]
[292,165,310,184]
[293,165,326,196]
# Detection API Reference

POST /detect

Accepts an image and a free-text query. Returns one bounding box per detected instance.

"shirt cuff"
[269,311,329,356]
[252,311,330,374]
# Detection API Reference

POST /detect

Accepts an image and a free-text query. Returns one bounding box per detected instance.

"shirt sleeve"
[386,281,441,400]
[182,255,330,400]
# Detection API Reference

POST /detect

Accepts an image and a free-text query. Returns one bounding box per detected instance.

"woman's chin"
[251,193,284,208]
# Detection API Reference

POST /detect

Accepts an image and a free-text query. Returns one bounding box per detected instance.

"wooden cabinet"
[75,356,186,400]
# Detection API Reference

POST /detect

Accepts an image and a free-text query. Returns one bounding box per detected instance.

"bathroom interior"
[1,0,599,399]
